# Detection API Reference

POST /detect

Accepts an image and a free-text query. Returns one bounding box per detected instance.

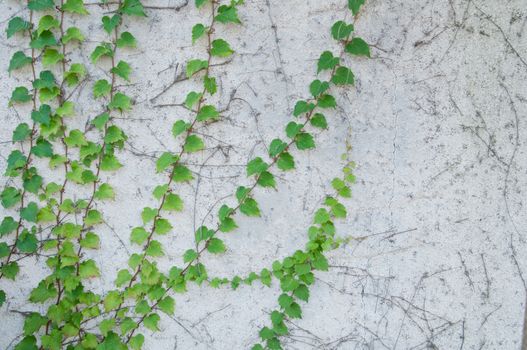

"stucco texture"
[1,0,526,349]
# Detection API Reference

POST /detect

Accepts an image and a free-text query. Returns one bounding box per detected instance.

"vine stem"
[69,0,123,344]
[119,0,218,311]
[124,10,361,340]
[121,1,221,342]
[0,1,39,280]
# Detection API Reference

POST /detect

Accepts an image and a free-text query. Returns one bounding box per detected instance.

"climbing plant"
[0,0,370,349]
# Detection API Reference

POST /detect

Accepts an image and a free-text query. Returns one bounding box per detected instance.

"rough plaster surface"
[1,0,526,349]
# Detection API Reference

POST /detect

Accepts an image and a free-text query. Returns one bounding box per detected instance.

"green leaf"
[186,59,208,77]
[140,208,156,225]
[10,87,31,104]
[29,281,56,303]
[162,193,183,212]
[204,75,217,95]
[207,238,226,254]
[345,37,370,57]
[64,63,87,86]
[131,227,149,244]
[99,319,116,337]
[277,152,294,171]
[116,31,136,48]
[331,21,354,40]
[184,91,202,109]
[310,113,327,129]
[259,327,274,340]
[154,218,172,235]
[6,150,27,175]
[104,125,126,144]
[309,80,329,97]
[42,48,64,66]
[1,262,19,280]
[257,171,276,188]
[85,209,103,225]
[62,27,84,43]
[269,139,287,158]
[16,230,38,253]
[12,123,31,142]
[28,0,54,11]
[314,208,330,224]
[33,70,57,90]
[21,202,38,222]
[120,0,146,16]
[62,0,89,14]
[285,121,302,138]
[100,154,122,171]
[30,31,58,49]
[211,39,233,57]
[14,335,38,350]
[295,133,315,150]
[6,17,31,38]
[23,313,47,336]
[32,138,53,158]
[219,216,237,233]
[144,313,160,331]
[247,157,268,176]
[1,187,21,208]
[111,60,131,81]
[172,120,190,137]
[91,44,113,63]
[195,226,214,243]
[92,112,110,130]
[115,269,132,287]
[172,165,193,182]
[93,79,112,98]
[184,134,205,153]
[197,105,219,121]
[158,296,175,315]
[31,105,51,125]
[348,0,365,15]
[102,15,121,33]
[240,198,260,217]
[79,259,100,278]
[293,100,315,117]
[183,249,198,263]
[146,240,164,256]
[80,232,100,249]
[94,183,115,200]
[156,152,176,173]
[109,92,132,111]
[215,5,241,24]
[0,217,18,237]
[278,293,293,308]
[9,51,32,72]
[37,15,59,36]
[312,254,328,271]
[318,94,336,108]
[285,302,302,318]
[104,291,123,312]
[195,0,207,7]
[317,51,339,73]
[129,334,144,350]
[192,23,206,43]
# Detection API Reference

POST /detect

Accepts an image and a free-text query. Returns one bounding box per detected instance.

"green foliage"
[9,51,32,72]
[2,1,368,349]
[6,17,31,38]
[345,37,370,57]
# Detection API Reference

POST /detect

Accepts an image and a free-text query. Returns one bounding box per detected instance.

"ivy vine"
[1,0,370,349]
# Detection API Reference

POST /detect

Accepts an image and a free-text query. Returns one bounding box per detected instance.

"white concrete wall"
[1,0,526,349]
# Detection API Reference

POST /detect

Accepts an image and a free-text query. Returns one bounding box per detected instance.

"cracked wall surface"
[1,0,526,349]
